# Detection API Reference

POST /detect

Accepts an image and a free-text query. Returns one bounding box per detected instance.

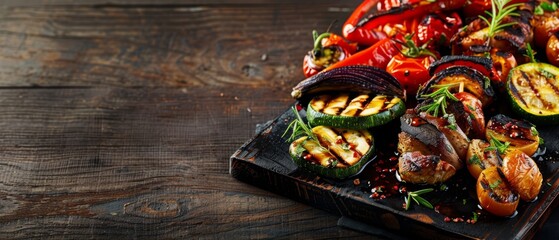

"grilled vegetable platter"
[230,0,559,239]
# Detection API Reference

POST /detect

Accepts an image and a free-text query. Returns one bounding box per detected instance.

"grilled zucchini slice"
[507,62,559,125]
[306,92,405,129]
[289,126,375,179]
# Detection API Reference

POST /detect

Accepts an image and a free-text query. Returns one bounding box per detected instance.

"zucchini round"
[506,62,559,125]
[289,127,375,179]
[306,93,405,129]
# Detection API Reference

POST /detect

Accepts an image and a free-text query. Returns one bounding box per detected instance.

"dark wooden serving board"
[230,105,559,239]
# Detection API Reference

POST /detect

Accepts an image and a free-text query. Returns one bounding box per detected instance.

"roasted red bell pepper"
[343,0,467,46]
[416,12,463,49]
[323,34,404,72]
[302,31,358,77]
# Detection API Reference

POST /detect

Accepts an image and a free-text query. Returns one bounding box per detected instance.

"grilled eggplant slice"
[307,92,405,129]
[291,65,404,100]
[398,151,456,185]
[418,66,494,106]
[289,126,375,179]
[507,62,559,125]
[486,114,541,156]
[429,55,497,81]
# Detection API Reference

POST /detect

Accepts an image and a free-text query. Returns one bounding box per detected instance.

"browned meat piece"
[419,111,470,162]
[397,132,431,155]
[398,151,457,184]
[400,110,462,170]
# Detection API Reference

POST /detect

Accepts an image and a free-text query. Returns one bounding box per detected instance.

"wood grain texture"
[0,85,379,239]
[0,2,358,89]
[0,0,382,238]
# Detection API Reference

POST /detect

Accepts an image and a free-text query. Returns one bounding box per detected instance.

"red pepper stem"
[398,34,437,59]
[313,32,332,53]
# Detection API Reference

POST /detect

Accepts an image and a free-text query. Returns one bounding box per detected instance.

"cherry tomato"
[386,53,436,95]
[531,1,559,49]
[477,166,519,217]
[547,33,559,67]
[417,12,463,49]
[488,48,517,87]
[502,149,543,202]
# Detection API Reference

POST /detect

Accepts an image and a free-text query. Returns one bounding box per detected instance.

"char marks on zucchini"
[310,93,401,117]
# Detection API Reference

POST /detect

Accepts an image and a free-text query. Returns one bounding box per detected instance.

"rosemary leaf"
[414,195,434,209]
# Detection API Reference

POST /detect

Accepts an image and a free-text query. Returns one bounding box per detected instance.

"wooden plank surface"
[0,0,387,238]
[0,86,375,239]
[0,2,355,88]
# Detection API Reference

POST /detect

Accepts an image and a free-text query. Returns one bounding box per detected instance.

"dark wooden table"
[0,1,556,239]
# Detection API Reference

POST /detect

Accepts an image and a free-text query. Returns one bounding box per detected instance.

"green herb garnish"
[397,33,438,59]
[525,43,537,63]
[478,0,523,39]
[541,69,556,79]
[418,83,460,117]
[418,83,460,129]
[445,113,457,130]
[404,188,434,210]
[283,106,318,143]
[469,154,482,166]
[535,1,558,15]
[530,126,539,136]
[489,179,502,190]
[485,133,510,154]
[471,212,479,222]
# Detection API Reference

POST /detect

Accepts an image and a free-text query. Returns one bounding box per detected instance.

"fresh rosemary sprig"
[478,0,523,39]
[485,133,510,154]
[404,188,434,210]
[418,83,460,130]
[524,43,537,63]
[418,84,460,117]
[282,106,318,143]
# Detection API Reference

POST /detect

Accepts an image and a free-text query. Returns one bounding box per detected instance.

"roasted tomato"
[477,166,520,217]
[532,0,559,49]
[486,114,541,156]
[547,32,559,67]
[501,149,543,202]
[386,35,438,95]
[386,53,436,95]
[417,12,463,49]
[466,139,501,179]
[488,48,517,88]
